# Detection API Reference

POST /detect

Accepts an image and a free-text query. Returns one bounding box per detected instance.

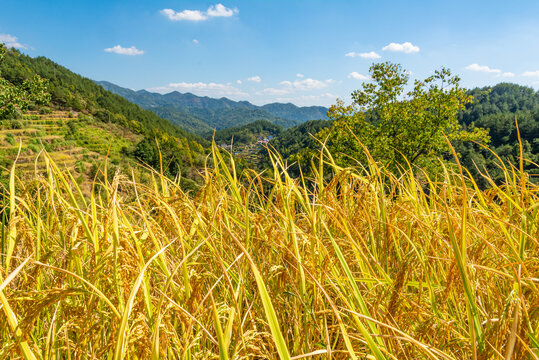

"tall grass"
[0,143,537,359]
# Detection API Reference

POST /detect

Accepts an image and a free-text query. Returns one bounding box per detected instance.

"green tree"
[0,43,50,119]
[318,62,489,173]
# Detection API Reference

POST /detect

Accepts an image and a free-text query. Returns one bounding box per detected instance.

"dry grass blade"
[0,257,31,293]
[0,257,36,360]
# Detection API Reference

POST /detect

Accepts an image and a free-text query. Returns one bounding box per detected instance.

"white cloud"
[523,70,539,77]
[161,8,207,21]
[382,42,420,54]
[348,72,369,80]
[345,51,381,59]
[280,78,333,90]
[161,4,237,21]
[0,34,25,49]
[207,3,237,17]
[148,82,248,98]
[192,39,199,44]
[247,76,262,83]
[466,64,518,78]
[256,77,335,104]
[360,51,381,59]
[261,88,291,96]
[465,63,501,73]
[236,80,242,84]
[296,73,304,78]
[104,45,144,56]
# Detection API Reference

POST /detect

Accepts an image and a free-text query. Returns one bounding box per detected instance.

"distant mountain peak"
[95,80,329,134]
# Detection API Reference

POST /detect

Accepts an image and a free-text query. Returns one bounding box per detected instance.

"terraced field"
[0,109,143,189]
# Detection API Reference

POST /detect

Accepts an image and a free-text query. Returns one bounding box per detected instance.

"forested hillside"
[0,47,206,190]
[262,119,333,175]
[261,102,329,122]
[211,119,283,146]
[456,83,539,184]
[264,81,538,185]
[97,81,329,134]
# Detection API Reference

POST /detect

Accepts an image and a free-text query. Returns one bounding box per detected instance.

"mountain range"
[96,81,329,134]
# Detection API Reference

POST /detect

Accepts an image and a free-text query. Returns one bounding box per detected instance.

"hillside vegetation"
[0,109,142,192]
[262,119,333,175]
[0,47,207,189]
[266,80,539,187]
[211,119,283,146]
[457,83,539,185]
[0,53,198,142]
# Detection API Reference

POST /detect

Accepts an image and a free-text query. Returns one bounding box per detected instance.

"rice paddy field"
[0,110,143,192]
[0,143,537,359]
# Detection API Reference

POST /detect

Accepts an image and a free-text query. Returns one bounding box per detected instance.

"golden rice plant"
[0,142,537,359]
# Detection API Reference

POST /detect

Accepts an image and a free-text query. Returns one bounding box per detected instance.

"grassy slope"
[0,49,208,191]
[0,51,202,144]
[0,109,144,193]
[0,144,537,359]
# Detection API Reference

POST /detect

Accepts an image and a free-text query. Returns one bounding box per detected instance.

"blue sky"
[1,0,538,106]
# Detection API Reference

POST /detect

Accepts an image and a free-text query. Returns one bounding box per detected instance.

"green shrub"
[75,160,86,174]
[27,144,39,153]
[6,120,24,129]
[5,133,15,146]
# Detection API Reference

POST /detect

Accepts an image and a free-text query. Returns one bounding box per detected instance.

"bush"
[75,160,86,174]
[5,133,15,145]
[67,120,78,135]
[75,174,84,185]
[6,120,24,129]
[27,144,39,153]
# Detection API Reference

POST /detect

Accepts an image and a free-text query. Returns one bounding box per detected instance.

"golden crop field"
[0,144,537,359]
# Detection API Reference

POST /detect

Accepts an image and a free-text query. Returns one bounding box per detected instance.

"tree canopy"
[318,62,489,173]
[455,83,539,185]
[0,44,50,119]
[210,120,283,146]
